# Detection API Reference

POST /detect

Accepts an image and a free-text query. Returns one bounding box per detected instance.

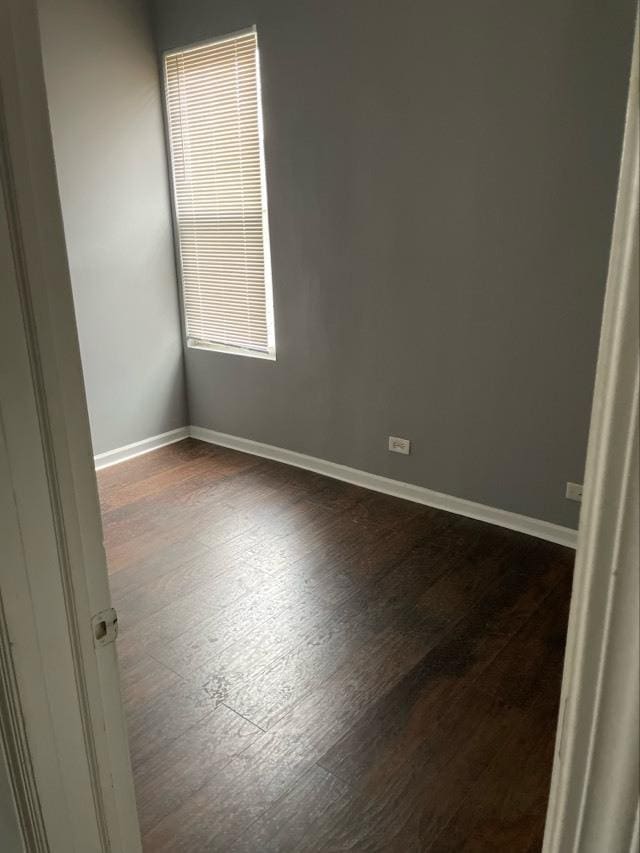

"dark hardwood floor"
[97,438,573,852]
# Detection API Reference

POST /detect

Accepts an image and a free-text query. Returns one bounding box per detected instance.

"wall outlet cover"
[565,482,583,502]
[388,436,411,455]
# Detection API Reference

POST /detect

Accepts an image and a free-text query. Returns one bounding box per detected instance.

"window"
[164,29,275,358]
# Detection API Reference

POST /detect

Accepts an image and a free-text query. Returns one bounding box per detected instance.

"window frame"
[161,26,277,361]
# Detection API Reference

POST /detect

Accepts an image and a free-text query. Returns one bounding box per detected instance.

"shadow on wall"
[38,0,188,456]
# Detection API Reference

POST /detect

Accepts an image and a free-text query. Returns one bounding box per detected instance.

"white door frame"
[0,1,637,851]
[0,1,140,850]
[543,17,639,853]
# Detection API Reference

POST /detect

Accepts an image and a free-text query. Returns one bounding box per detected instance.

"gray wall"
[39,0,187,455]
[157,0,632,530]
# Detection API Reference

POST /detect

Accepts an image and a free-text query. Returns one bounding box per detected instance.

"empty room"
[1,0,638,852]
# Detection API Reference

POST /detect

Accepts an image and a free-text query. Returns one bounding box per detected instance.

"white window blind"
[164,30,275,357]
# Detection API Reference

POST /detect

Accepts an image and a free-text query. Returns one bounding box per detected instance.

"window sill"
[187,339,276,361]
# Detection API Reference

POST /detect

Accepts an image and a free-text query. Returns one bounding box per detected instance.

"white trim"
[189,425,578,548]
[93,427,189,470]
[94,422,578,546]
[1,1,141,848]
[543,19,639,853]
[187,339,276,361]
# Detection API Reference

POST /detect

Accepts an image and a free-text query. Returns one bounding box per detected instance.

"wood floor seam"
[220,702,268,734]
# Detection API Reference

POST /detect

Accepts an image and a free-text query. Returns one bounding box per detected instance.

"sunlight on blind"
[164,30,275,356]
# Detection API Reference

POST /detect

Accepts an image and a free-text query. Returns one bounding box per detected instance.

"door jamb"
[0,1,141,850]
[543,17,639,853]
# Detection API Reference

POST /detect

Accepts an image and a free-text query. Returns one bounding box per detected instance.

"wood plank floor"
[97,438,573,852]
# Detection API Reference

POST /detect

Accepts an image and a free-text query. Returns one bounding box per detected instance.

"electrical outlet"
[565,482,583,502]
[388,436,411,455]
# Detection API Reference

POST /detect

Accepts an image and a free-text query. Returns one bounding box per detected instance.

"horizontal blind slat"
[165,30,272,353]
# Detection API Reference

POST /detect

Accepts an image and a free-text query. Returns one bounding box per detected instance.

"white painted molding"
[190,425,578,548]
[94,422,578,546]
[94,427,190,470]
[543,20,639,853]
[1,1,141,848]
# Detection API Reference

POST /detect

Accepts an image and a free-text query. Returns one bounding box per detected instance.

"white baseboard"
[94,424,578,547]
[190,425,578,549]
[93,427,190,470]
